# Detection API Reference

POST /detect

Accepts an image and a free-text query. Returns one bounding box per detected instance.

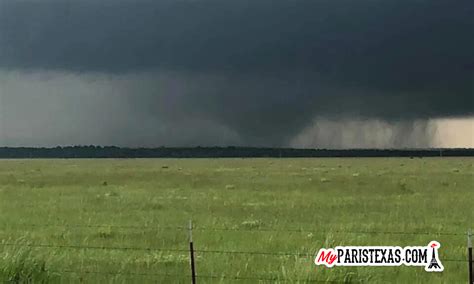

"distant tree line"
[0,146,472,158]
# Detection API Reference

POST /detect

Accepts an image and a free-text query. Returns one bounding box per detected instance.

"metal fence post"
[468,229,473,284]
[189,220,196,284]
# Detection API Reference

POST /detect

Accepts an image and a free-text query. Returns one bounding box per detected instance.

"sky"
[0,0,473,148]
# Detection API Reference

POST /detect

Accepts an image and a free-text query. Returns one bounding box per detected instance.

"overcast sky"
[0,0,472,148]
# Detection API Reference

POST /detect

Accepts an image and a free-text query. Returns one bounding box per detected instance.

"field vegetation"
[0,158,472,283]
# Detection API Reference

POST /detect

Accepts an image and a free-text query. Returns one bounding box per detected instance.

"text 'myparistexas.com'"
[315,241,443,272]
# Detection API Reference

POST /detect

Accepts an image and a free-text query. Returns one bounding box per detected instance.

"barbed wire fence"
[0,222,472,283]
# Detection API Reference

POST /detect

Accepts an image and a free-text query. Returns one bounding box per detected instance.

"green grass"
[0,158,472,283]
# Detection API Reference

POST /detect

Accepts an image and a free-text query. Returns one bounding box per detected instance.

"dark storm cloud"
[0,0,473,146]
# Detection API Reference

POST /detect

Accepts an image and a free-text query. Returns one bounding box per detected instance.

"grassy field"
[0,158,472,283]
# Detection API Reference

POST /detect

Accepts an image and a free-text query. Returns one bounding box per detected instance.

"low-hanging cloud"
[0,0,472,147]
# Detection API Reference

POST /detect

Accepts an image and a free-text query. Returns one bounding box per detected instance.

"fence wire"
[0,242,468,263]
[56,269,356,283]
[1,223,471,283]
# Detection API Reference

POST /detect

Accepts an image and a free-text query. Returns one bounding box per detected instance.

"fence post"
[468,229,473,284]
[189,220,197,284]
